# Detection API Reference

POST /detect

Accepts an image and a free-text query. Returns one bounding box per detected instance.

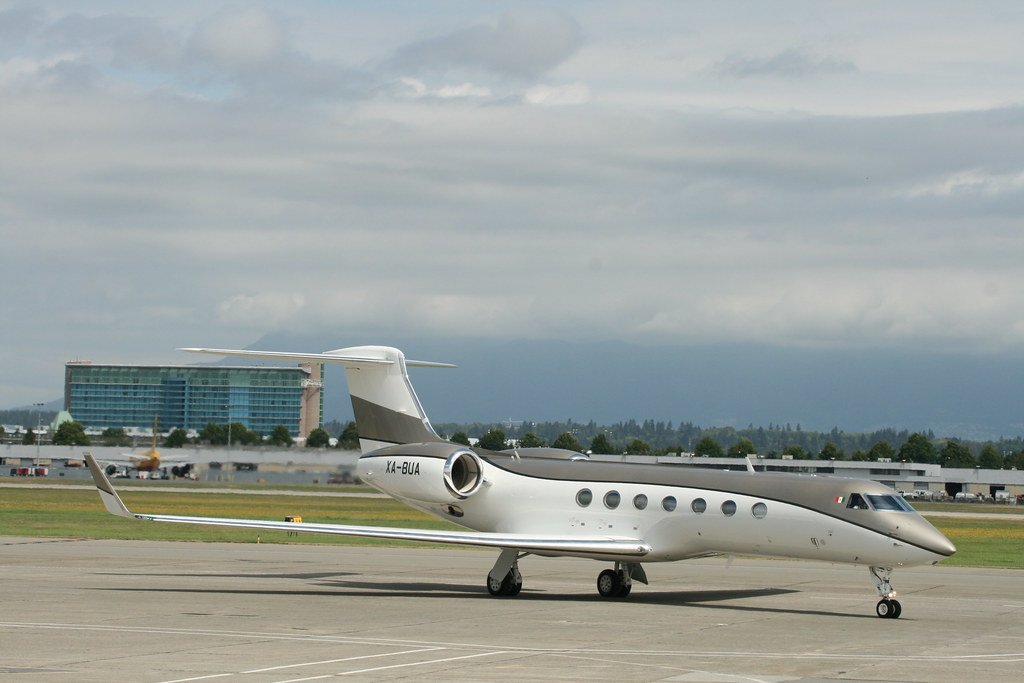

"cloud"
[4,1,1024,413]
[217,293,306,329]
[715,48,857,78]
[188,7,286,71]
[524,82,591,105]
[388,11,582,79]
[899,168,1024,198]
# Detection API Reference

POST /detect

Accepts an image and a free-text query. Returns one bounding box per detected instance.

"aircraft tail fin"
[179,346,453,453]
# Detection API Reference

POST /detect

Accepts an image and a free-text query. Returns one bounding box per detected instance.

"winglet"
[85,453,134,518]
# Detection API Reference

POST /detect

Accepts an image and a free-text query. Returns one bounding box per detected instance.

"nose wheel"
[876,598,902,619]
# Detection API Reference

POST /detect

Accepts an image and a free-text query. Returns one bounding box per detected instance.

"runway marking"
[333,650,504,678]
[3,621,1024,663]
[155,648,445,683]
[241,648,441,674]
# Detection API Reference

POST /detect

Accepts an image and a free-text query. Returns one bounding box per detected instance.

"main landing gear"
[597,562,647,598]
[870,566,902,619]
[486,548,523,597]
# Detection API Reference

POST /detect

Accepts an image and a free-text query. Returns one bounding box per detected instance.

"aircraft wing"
[96,453,191,465]
[84,455,650,558]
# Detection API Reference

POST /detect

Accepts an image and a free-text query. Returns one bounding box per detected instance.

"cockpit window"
[846,493,869,510]
[867,494,913,512]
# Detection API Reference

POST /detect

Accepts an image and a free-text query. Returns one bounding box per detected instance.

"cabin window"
[576,489,593,507]
[633,494,648,510]
[721,500,737,516]
[662,496,677,512]
[691,498,707,514]
[846,493,869,510]
[867,494,913,512]
[751,502,768,519]
[604,490,621,509]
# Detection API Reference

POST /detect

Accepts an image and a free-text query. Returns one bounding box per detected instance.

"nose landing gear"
[870,566,902,619]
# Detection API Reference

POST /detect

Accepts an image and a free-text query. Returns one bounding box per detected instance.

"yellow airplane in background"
[96,417,193,478]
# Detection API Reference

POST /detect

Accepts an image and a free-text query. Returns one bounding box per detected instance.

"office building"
[64,361,322,438]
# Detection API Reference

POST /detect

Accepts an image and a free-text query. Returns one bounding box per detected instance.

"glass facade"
[64,364,316,436]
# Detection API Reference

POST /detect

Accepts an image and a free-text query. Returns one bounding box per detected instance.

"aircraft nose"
[915,520,957,558]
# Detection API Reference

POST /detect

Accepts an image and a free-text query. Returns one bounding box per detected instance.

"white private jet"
[85,345,956,619]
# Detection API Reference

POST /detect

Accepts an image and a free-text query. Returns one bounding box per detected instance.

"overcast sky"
[2,1,1023,410]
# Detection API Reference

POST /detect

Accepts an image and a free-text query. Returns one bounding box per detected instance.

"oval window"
[721,500,737,516]
[662,496,678,512]
[576,489,593,507]
[752,502,768,519]
[604,490,621,509]
[691,498,707,514]
[633,494,648,510]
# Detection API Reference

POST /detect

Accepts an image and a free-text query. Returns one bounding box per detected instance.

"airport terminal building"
[63,361,322,438]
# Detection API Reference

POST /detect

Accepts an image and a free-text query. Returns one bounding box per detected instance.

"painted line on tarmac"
[157,647,445,683]
[3,621,1024,663]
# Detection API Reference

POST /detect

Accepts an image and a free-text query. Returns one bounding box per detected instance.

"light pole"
[224,403,232,450]
[33,402,44,464]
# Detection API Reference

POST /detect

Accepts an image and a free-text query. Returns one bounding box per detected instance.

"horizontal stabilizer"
[178,347,455,368]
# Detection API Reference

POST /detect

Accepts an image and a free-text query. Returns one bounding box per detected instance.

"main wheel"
[597,569,623,598]
[487,572,514,596]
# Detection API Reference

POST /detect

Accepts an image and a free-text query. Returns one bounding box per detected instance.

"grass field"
[0,486,459,547]
[1,486,1021,568]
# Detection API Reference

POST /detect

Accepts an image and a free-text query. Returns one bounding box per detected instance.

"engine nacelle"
[358,444,485,504]
[171,464,193,478]
[443,449,484,499]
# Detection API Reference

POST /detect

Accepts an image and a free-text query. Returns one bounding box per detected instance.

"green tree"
[939,441,975,468]
[728,438,756,458]
[338,421,360,450]
[851,449,869,461]
[694,436,723,458]
[199,423,227,445]
[978,443,1002,469]
[53,421,90,446]
[267,425,294,447]
[819,442,844,460]
[163,428,189,448]
[449,431,471,446]
[518,432,545,448]
[867,440,896,462]
[589,432,617,455]
[898,433,936,464]
[551,432,583,452]
[783,444,807,459]
[22,428,36,445]
[478,429,508,451]
[233,423,263,446]
[1007,450,1024,470]
[306,427,331,448]
[101,427,129,447]
[624,438,651,455]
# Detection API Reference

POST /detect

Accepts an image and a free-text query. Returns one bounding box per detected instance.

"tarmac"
[1,536,1022,682]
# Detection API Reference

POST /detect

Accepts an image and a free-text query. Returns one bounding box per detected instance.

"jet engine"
[359,444,486,504]
[171,464,193,478]
[443,449,484,499]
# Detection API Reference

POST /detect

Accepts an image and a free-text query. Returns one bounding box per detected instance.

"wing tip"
[84,453,133,518]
